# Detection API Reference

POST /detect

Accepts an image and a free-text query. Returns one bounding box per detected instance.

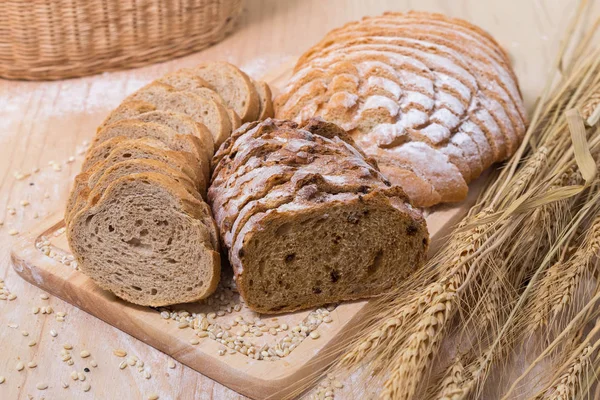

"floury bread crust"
[274,11,526,207]
[68,173,220,307]
[209,118,429,313]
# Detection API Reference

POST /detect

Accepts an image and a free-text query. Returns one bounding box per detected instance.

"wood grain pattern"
[0,1,594,399]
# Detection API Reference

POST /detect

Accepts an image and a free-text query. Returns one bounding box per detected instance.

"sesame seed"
[143,370,151,380]
[56,311,66,317]
[197,331,208,338]
[8,323,18,329]
[113,349,127,357]
[61,354,72,362]
[80,350,90,358]
[218,349,226,356]
[167,359,176,369]
[36,382,48,390]
[16,361,24,371]
[21,330,29,336]
[20,200,29,207]
[333,380,344,388]
[61,380,69,388]
[40,293,49,300]
[0,376,5,384]
[32,307,40,314]
[8,209,16,215]
[71,371,78,380]
[50,330,58,337]
[78,372,85,381]
[90,360,98,368]
[148,394,159,400]
[309,331,320,339]
[28,340,37,347]
[119,361,127,370]
[83,383,91,392]
[189,338,199,345]
[63,344,73,350]
[323,316,332,323]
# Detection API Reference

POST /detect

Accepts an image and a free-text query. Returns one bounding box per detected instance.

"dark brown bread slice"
[230,187,428,313]
[192,62,260,123]
[208,118,428,313]
[67,172,220,307]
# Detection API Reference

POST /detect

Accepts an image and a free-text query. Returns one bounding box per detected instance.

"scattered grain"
[28,340,37,347]
[16,361,24,371]
[40,293,49,300]
[78,372,86,381]
[71,371,79,380]
[32,307,40,314]
[143,370,151,380]
[20,200,29,207]
[113,349,127,357]
[7,293,17,300]
[21,330,29,336]
[83,383,91,392]
[189,338,200,345]
[61,380,69,388]
[50,329,58,337]
[90,360,98,368]
[167,359,176,369]
[27,361,37,368]
[63,344,73,350]
[148,394,159,400]
[80,350,91,358]
[36,382,48,390]
[119,361,128,370]
[310,331,320,339]
[0,376,5,384]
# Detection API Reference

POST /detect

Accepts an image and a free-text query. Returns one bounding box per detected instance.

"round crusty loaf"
[208,118,429,313]
[68,172,220,307]
[274,11,526,207]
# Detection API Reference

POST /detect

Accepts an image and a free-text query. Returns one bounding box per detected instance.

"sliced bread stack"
[208,118,429,313]
[66,62,274,307]
[274,11,527,207]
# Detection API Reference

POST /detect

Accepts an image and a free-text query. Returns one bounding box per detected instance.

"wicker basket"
[0,0,244,80]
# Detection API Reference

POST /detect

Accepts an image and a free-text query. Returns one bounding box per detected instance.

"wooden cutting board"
[10,62,490,399]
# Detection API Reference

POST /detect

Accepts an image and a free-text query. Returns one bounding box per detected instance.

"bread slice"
[98,101,157,132]
[67,159,203,226]
[92,120,209,178]
[208,118,428,313]
[192,62,260,123]
[127,83,232,147]
[252,80,275,120]
[67,172,220,307]
[134,111,214,162]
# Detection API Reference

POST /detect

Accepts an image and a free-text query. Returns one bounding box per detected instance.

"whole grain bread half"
[209,118,429,313]
[67,172,220,307]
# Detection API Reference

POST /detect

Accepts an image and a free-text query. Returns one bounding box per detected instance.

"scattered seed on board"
[148,394,159,400]
[50,329,58,337]
[21,330,29,336]
[0,376,5,384]
[61,380,69,388]
[167,359,176,369]
[40,293,49,300]
[20,200,30,207]
[189,338,199,345]
[16,362,24,371]
[78,372,86,381]
[36,382,48,390]
[309,331,320,339]
[113,349,127,357]
[71,371,79,380]
[8,229,18,236]
[32,307,40,314]
[83,383,91,392]
[127,357,136,366]
[63,344,73,350]
[27,361,37,368]
[80,350,90,358]
[28,340,37,347]
[143,370,151,380]
[90,360,98,368]
[119,361,128,370]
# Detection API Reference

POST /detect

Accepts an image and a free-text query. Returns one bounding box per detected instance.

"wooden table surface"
[0,0,594,399]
